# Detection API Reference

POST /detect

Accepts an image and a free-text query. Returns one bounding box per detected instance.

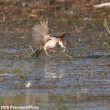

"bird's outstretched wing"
[32,20,50,44]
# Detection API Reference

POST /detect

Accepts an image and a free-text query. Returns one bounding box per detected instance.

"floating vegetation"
[0,69,23,75]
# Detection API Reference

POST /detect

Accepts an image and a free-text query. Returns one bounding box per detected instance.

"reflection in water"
[43,59,66,79]
[0,94,110,110]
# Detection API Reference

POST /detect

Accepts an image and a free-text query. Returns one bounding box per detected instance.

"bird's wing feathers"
[32,20,50,44]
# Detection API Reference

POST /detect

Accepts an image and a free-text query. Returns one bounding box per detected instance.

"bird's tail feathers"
[31,48,43,58]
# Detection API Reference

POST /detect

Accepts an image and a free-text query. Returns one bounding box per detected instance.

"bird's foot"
[65,53,73,59]
[59,48,66,54]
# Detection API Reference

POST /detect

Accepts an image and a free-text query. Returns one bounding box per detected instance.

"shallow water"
[0,47,110,110]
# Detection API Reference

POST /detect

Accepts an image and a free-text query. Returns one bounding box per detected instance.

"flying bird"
[32,20,71,58]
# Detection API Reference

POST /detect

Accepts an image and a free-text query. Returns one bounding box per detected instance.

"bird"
[32,20,71,58]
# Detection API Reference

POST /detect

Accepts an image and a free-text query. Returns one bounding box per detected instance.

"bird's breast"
[44,37,58,49]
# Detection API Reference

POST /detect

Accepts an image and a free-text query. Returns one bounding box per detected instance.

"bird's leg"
[44,47,51,57]
[58,47,73,59]
[59,47,66,54]
[58,40,67,54]
[64,47,73,59]
[45,50,51,57]
[65,53,73,59]
[62,47,66,53]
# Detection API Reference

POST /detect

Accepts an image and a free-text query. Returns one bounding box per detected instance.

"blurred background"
[0,0,110,49]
